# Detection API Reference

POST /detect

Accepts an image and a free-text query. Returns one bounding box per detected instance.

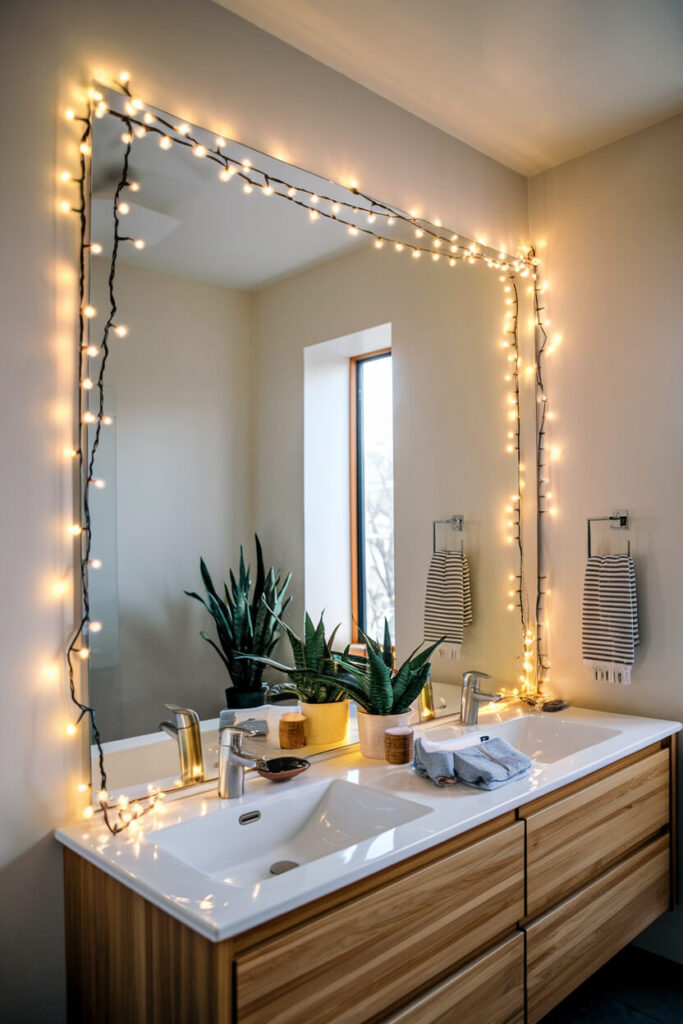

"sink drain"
[270,860,299,875]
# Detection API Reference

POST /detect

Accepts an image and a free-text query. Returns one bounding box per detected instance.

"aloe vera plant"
[239,611,348,704]
[335,619,444,715]
[184,536,291,696]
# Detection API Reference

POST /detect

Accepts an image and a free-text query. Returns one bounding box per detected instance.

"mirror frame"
[65,76,542,832]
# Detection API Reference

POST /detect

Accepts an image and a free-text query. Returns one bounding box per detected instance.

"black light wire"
[67,79,535,832]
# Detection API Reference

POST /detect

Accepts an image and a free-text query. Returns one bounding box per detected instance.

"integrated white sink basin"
[424,714,621,764]
[151,778,430,886]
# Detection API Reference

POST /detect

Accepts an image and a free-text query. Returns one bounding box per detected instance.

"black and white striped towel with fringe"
[582,553,639,684]
[424,550,473,659]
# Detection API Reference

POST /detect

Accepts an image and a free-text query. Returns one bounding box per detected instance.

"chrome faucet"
[159,704,205,784]
[218,725,261,799]
[460,671,503,726]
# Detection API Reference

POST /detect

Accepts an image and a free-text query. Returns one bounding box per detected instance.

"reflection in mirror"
[86,88,533,792]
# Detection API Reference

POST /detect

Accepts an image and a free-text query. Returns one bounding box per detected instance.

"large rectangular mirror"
[84,87,535,791]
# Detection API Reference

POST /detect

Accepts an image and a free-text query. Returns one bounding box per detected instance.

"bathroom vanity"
[58,706,679,1023]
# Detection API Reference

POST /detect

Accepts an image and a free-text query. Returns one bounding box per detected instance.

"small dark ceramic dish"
[256,757,310,782]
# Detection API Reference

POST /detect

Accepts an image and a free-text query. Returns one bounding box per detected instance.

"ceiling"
[91,103,366,289]
[213,0,683,175]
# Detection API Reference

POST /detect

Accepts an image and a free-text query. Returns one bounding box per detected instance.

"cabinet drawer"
[235,822,524,1024]
[525,833,670,1024]
[381,932,524,1024]
[521,747,669,917]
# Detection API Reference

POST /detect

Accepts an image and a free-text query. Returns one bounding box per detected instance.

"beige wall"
[88,261,252,739]
[0,1,528,1017]
[529,112,683,960]
[253,245,526,687]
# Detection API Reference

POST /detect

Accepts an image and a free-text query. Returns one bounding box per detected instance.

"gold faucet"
[159,704,205,784]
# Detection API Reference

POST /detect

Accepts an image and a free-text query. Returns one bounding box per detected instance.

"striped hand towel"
[424,550,473,659]
[582,554,639,684]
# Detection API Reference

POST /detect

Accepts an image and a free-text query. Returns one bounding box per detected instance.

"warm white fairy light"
[61,71,540,832]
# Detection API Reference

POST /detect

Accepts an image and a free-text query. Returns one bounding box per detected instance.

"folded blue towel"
[414,736,532,790]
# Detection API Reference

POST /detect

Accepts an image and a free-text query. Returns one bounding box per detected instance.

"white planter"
[357,708,412,759]
[298,700,350,745]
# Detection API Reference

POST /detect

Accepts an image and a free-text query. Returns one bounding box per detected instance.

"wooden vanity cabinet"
[521,737,675,1024]
[234,821,524,1024]
[64,736,675,1024]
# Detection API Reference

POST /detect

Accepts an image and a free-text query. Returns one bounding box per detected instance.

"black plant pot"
[225,685,268,709]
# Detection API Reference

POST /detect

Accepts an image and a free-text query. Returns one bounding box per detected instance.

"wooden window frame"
[349,347,392,644]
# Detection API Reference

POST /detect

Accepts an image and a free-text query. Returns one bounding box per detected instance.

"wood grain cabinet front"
[520,745,670,918]
[234,822,525,1024]
[380,931,525,1024]
[63,740,676,1024]
[525,833,671,1024]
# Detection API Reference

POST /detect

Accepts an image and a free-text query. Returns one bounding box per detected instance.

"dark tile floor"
[540,946,683,1023]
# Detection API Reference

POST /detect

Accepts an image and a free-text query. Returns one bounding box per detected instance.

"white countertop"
[56,704,680,943]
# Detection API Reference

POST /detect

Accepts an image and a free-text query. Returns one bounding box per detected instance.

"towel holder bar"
[587,510,630,558]
[433,515,464,554]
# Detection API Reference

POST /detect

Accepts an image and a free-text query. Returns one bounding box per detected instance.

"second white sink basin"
[152,779,430,886]
[424,714,620,764]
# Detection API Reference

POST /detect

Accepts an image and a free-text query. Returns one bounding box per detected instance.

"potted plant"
[240,612,351,745]
[335,620,444,758]
[184,536,291,709]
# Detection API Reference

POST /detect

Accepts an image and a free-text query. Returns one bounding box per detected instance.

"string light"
[62,71,538,833]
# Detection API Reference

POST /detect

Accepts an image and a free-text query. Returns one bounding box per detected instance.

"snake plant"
[238,611,348,703]
[334,619,444,715]
[184,536,291,693]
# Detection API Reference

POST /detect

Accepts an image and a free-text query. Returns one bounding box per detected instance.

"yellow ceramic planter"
[299,700,350,745]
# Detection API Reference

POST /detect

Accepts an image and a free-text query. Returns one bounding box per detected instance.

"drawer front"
[522,748,669,917]
[525,833,670,1024]
[381,932,524,1024]
[235,822,524,1024]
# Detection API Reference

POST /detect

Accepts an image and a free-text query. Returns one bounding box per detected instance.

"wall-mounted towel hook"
[433,515,464,554]
[587,509,630,558]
